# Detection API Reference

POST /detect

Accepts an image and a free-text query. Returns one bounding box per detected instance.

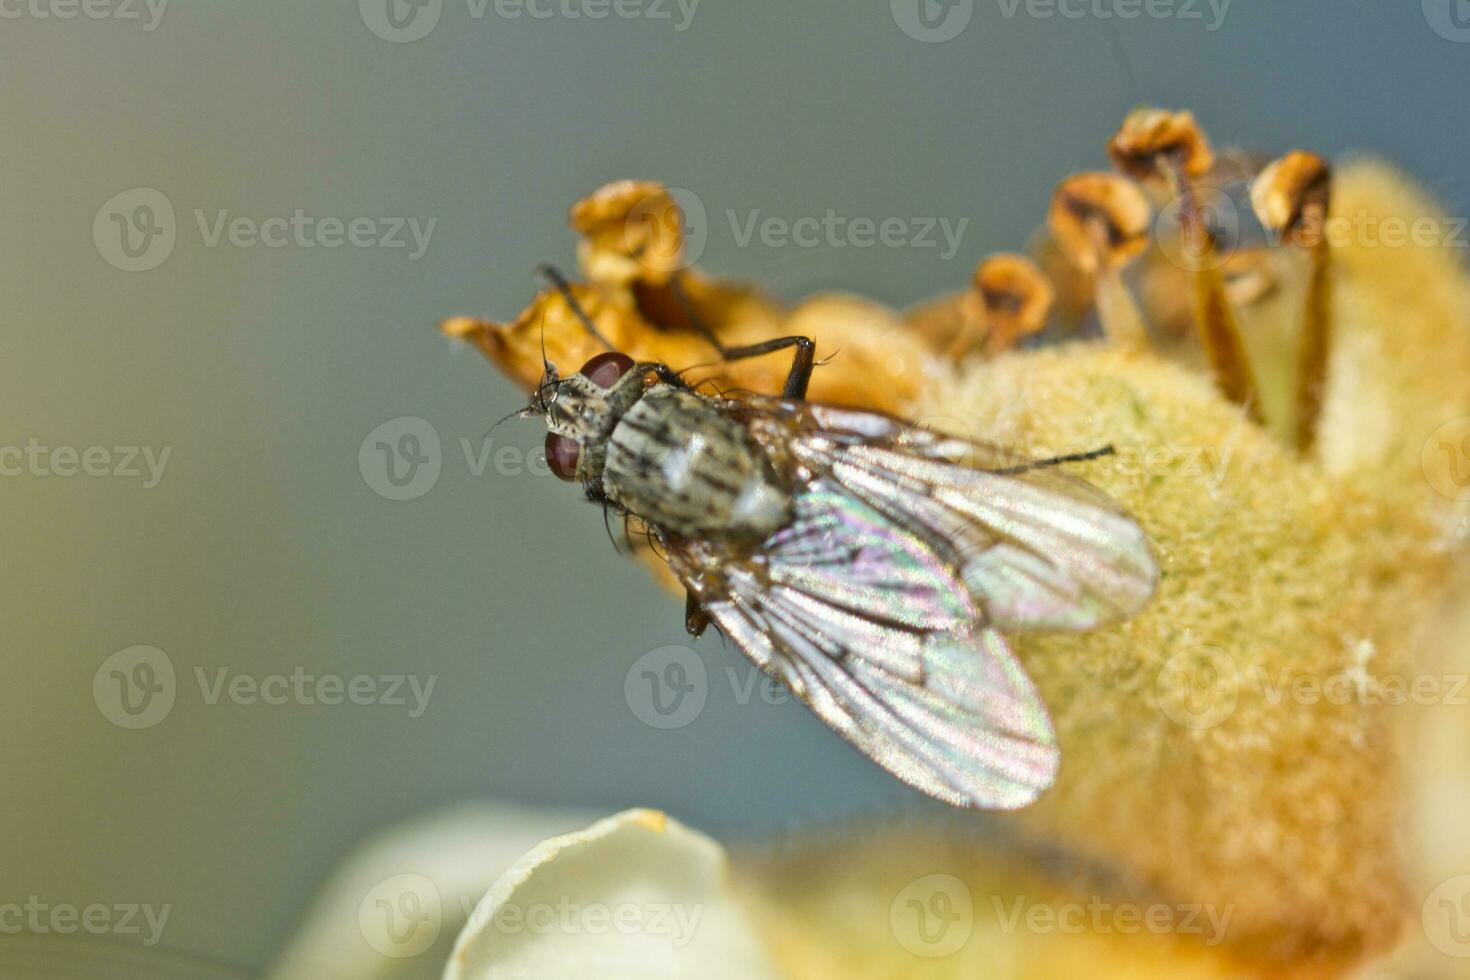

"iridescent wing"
[733,399,1160,632]
[664,481,1059,810]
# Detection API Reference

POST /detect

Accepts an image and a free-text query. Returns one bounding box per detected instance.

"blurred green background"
[3,0,1469,972]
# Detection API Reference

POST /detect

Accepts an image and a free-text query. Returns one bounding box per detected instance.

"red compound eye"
[545,432,581,481]
[580,351,636,389]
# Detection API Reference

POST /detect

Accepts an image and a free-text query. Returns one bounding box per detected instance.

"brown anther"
[973,254,1054,355]
[568,179,686,284]
[1250,151,1333,249]
[1253,151,1335,453]
[943,254,1055,360]
[1107,108,1216,186]
[1049,174,1153,351]
[1108,108,1261,419]
[1048,173,1153,275]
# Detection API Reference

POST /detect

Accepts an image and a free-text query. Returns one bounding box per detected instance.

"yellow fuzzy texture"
[737,825,1347,979]
[931,344,1438,962]
[731,162,1470,974]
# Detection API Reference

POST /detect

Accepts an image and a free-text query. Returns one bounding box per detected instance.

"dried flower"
[434,112,1470,975]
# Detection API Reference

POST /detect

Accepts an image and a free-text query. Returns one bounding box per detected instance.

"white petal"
[267,803,600,980]
[444,809,783,980]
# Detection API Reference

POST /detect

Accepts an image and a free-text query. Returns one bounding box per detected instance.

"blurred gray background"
[3,0,1468,972]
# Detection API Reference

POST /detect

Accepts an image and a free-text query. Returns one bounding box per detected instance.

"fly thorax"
[603,387,792,541]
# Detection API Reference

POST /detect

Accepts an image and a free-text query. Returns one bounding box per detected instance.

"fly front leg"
[716,335,817,400]
[543,263,816,400]
[684,591,710,638]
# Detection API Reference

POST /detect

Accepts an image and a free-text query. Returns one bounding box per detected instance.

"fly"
[503,267,1159,809]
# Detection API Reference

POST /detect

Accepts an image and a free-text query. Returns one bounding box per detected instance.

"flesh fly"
[510,270,1158,809]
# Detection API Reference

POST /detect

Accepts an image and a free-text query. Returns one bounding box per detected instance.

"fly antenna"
[484,404,539,439]
[536,264,617,352]
[536,305,557,386]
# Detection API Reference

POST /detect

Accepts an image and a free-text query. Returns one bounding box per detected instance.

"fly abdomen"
[603,386,792,541]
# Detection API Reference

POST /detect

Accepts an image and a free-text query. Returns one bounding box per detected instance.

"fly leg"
[716,335,817,400]
[684,591,710,638]
[542,264,816,399]
[991,445,1117,475]
[538,264,617,351]
[667,275,818,400]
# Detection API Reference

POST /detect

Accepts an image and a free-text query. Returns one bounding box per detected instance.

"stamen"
[947,254,1054,359]
[1251,151,1334,453]
[1048,173,1153,352]
[1109,108,1262,419]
